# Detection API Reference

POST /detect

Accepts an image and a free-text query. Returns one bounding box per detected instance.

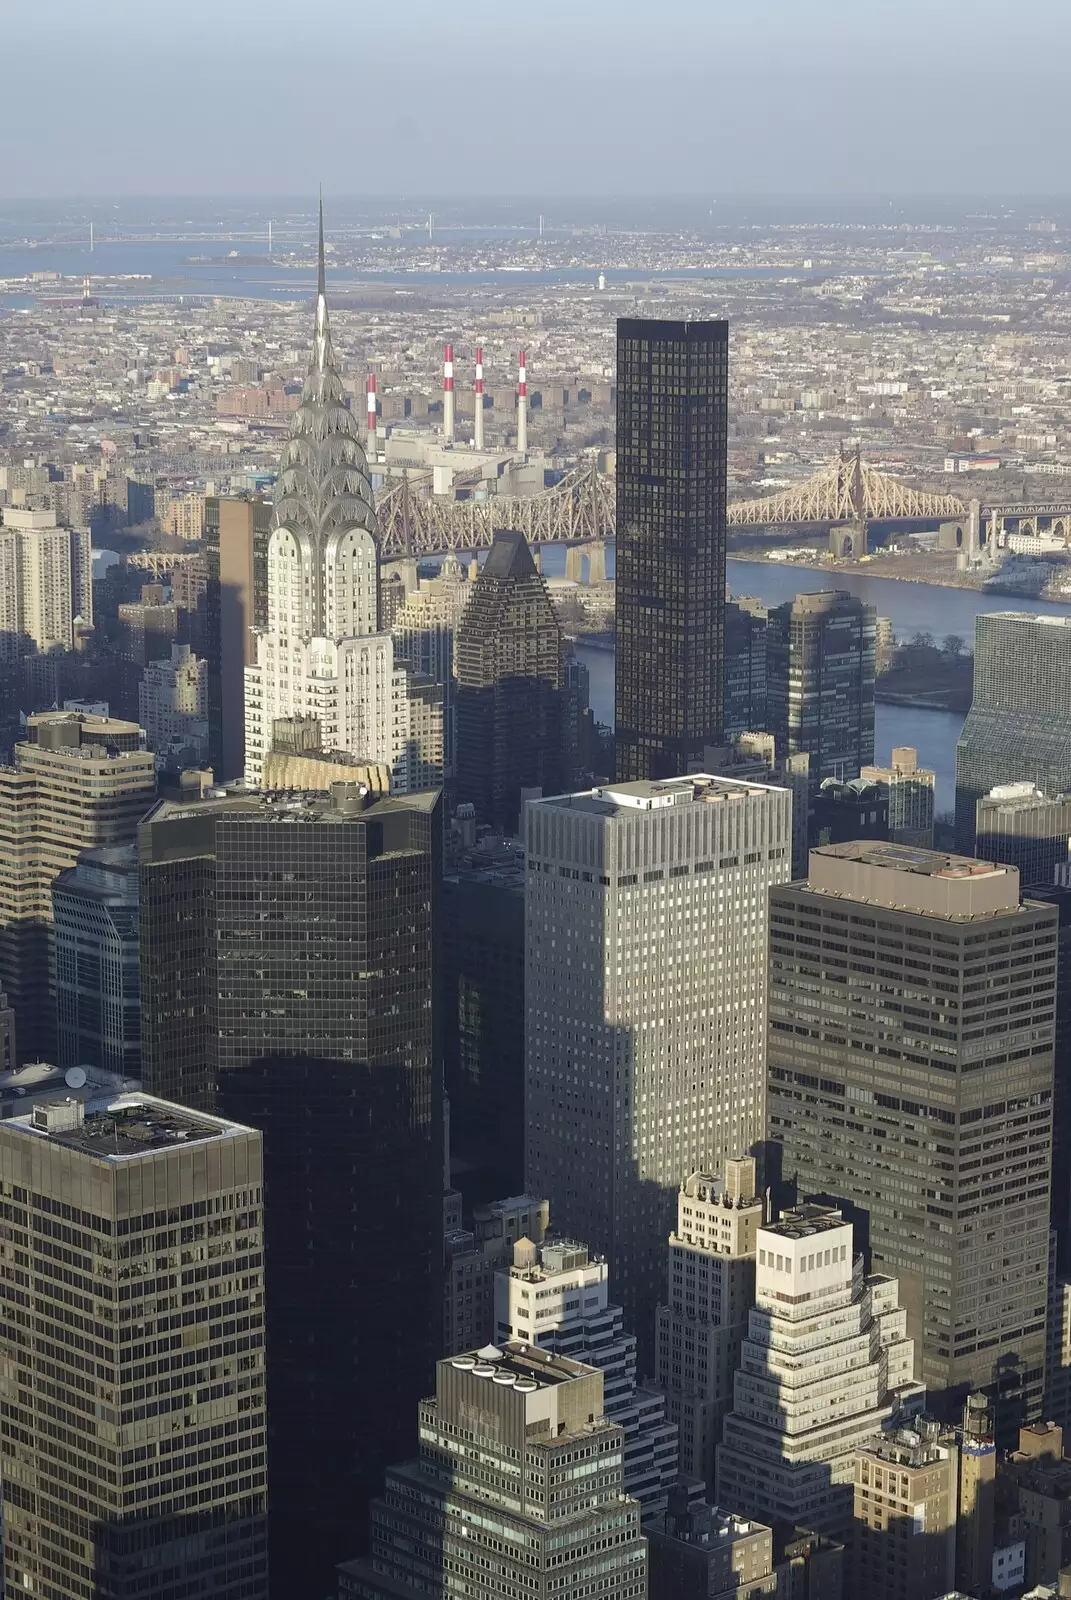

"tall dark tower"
[454,529,566,833]
[614,317,729,782]
[139,785,442,1600]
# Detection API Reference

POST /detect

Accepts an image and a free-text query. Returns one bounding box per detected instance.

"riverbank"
[728,549,1071,604]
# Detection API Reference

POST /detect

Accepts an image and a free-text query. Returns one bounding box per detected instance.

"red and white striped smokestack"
[366,372,377,461]
[474,345,485,451]
[443,342,455,443]
[517,348,528,457]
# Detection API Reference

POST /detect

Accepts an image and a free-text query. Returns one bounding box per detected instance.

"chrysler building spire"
[271,195,378,563]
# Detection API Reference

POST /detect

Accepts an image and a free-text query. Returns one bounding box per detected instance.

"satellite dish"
[65,1067,88,1089]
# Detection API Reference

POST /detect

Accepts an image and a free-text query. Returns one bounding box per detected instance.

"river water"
[566,557,1071,818]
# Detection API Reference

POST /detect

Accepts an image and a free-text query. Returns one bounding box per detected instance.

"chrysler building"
[244,201,442,789]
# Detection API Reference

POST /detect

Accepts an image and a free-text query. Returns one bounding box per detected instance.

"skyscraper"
[615,318,728,782]
[655,1159,763,1486]
[337,1345,648,1600]
[723,596,768,737]
[861,745,935,847]
[139,643,210,768]
[52,842,140,1077]
[975,782,1071,887]
[202,494,272,781]
[391,550,471,775]
[956,611,1071,853]
[767,841,1056,1437]
[0,505,85,659]
[0,1091,267,1600]
[0,711,155,1061]
[243,203,442,794]
[494,1235,684,1515]
[442,850,526,1206]
[765,589,876,796]
[525,773,791,1363]
[454,529,567,834]
[139,782,442,1599]
[716,1204,921,1537]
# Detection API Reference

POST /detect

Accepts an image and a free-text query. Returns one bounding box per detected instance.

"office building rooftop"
[807,839,1022,918]
[540,773,784,818]
[9,1092,253,1162]
[447,1341,594,1393]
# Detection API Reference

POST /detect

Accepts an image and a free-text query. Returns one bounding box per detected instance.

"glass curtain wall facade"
[956,613,1071,853]
[615,319,728,783]
[766,590,876,798]
[138,787,443,1600]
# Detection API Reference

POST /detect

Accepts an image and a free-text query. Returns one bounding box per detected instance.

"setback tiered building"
[495,1235,685,1516]
[716,1204,923,1537]
[337,1344,648,1600]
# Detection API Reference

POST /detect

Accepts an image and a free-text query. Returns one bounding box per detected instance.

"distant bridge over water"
[375,451,969,559]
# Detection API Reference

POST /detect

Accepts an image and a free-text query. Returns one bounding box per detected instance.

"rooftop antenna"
[317,187,326,298]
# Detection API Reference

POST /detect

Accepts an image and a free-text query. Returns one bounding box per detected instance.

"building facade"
[716,1205,922,1537]
[615,318,728,782]
[454,529,567,835]
[767,842,1056,1438]
[851,1425,959,1600]
[861,745,936,847]
[0,1092,267,1600]
[139,783,442,1600]
[724,597,768,738]
[655,1159,763,1487]
[391,550,471,776]
[525,774,791,1364]
[202,494,272,781]
[494,1236,683,1515]
[975,782,1071,887]
[956,612,1071,853]
[442,852,526,1206]
[0,712,155,1062]
[337,1345,648,1600]
[139,643,210,767]
[52,842,140,1078]
[0,505,83,658]
[766,589,876,796]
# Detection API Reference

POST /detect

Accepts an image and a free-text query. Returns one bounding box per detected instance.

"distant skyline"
[5,0,1071,198]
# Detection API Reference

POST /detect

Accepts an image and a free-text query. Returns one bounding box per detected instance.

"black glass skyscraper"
[454,529,567,833]
[614,317,728,782]
[139,784,442,1600]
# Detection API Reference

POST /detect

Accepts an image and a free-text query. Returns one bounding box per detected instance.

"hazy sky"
[5,0,1071,197]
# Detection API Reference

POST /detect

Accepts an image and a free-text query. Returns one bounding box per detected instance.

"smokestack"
[517,349,528,457]
[474,346,484,451]
[443,343,455,444]
[366,372,377,462]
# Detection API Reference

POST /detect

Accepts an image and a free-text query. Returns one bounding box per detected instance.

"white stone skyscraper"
[524,772,792,1362]
[716,1204,923,1537]
[243,202,442,790]
[494,1235,685,1516]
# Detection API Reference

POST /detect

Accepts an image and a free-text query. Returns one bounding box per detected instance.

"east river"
[563,557,1071,818]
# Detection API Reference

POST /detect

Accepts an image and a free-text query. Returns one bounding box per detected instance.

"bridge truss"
[375,452,968,557]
